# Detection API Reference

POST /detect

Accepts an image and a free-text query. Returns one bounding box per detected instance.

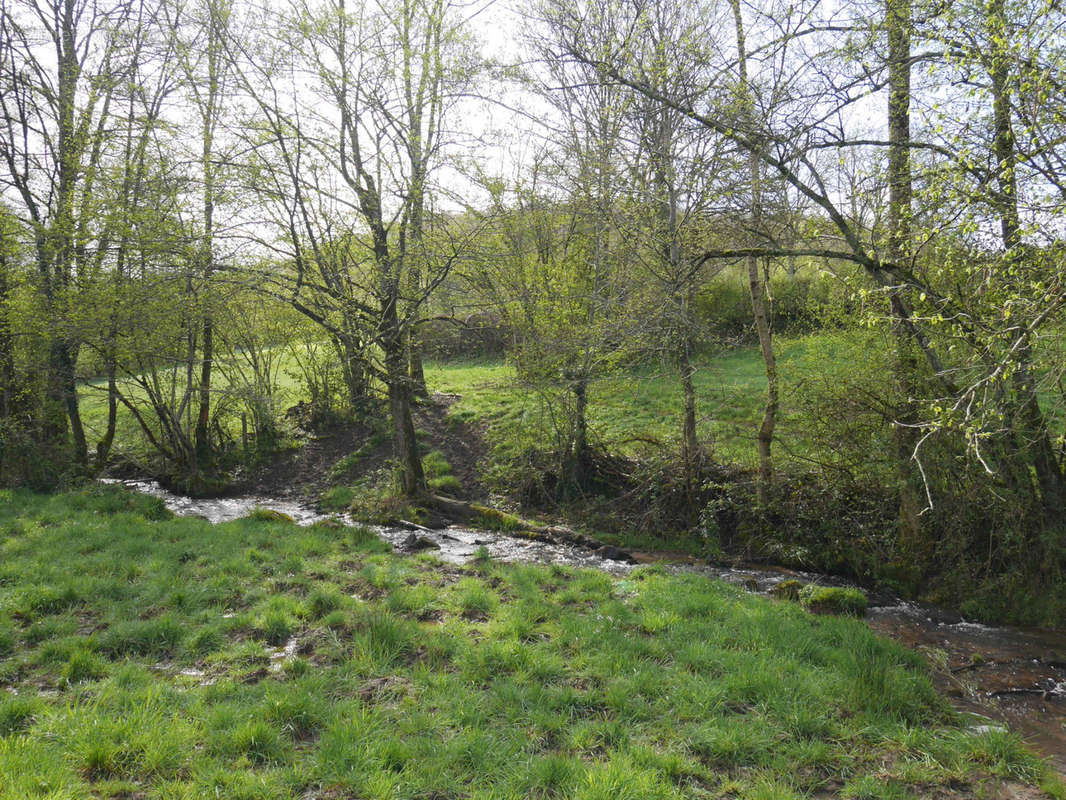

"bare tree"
[237,0,481,496]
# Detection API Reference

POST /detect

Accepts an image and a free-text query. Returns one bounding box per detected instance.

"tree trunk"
[194,6,222,466]
[408,328,428,398]
[338,334,370,411]
[732,0,777,500]
[194,312,213,463]
[95,364,118,468]
[985,2,1066,520]
[38,0,85,468]
[387,351,425,497]
[884,0,925,550]
[52,340,87,469]
[0,254,13,420]
[749,254,777,495]
[562,372,589,499]
[383,292,425,497]
[679,333,700,485]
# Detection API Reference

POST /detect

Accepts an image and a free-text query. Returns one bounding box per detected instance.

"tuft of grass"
[422,450,453,478]
[421,449,464,495]
[62,649,108,684]
[454,577,499,619]
[256,610,296,646]
[185,624,224,657]
[246,507,295,524]
[264,682,328,740]
[307,585,344,618]
[225,721,289,763]
[0,694,40,736]
[470,504,524,531]
[18,584,82,617]
[319,486,356,511]
[799,584,868,616]
[0,622,13,658]
[428,474,463,494]
[99,615,186,658]
[769,579,804,601]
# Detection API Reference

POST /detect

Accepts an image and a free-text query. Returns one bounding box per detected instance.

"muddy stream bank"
[111,479,1066,772]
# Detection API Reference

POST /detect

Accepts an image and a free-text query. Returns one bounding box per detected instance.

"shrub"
[695,267,856,341]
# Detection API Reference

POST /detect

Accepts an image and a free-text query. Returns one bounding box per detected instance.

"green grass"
[424,329,890,472]
[0,485,1060,799]
[77,329,881,472]
[798,585,869,616]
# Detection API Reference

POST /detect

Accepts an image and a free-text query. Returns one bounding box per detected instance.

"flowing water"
[109,479,1066,770]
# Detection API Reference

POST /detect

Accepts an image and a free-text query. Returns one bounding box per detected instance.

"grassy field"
[76,329,890,473]
[424,329,890,473]
[78,326,1066,488]
[0,485,1061,799]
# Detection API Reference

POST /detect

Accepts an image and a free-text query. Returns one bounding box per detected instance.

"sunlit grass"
[0,485,1059,799]
[425,328,888,470]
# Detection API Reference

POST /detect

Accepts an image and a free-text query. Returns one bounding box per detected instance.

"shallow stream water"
[109,479,1066,771]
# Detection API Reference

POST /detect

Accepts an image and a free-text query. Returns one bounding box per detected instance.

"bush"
[701,475,897,582]
[420,313,510,360]
[694,266,856,342]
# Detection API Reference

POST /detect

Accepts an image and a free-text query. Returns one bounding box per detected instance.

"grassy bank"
[0,486,1061,799]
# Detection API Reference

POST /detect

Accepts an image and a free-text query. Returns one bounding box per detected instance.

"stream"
[110,479,1066,771]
